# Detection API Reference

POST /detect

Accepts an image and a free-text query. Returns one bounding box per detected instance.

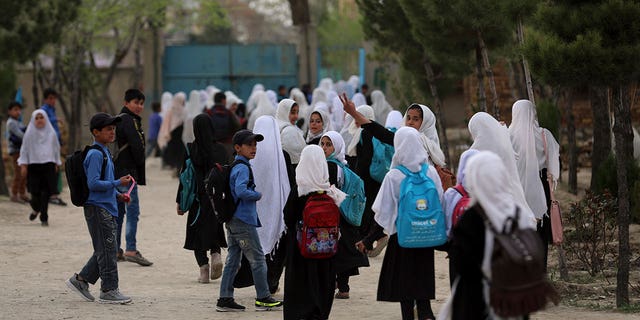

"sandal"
[29,211,39,221]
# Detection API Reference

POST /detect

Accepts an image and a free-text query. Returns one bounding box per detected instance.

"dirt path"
[0,157,637,319]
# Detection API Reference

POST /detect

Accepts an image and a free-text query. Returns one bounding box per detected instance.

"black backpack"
[204,160,252,223]
[482,207,559,317]
[65,145,108,207]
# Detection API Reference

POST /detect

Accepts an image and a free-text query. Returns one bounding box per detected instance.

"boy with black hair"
[114,89,153,266]
[216,130,283,312]
[66,112,133,304]
[6,101,28,203]
[40,88,67,206]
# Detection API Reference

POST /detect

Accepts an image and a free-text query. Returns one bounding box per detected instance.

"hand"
[119,175,132,186]
[116,194,125,202]
[355,240,368,254]
[176,203,185,216]
[339,93,356,115]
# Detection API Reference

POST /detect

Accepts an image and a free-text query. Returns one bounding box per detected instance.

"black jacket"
[115,106,146,185]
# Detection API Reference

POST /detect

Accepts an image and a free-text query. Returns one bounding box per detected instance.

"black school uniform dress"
[163,124,184,168]
[448,204,490,319]
[327,162,369,282]
[353,126,383,239]
[283,191,336,320]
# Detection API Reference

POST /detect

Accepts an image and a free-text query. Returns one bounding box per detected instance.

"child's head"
[309,111,324,135]
[404,104,423,130]
[43,88,58,106]
[151,101,161,113]
[124,89,145,115]
[34,111,47,129]
[232,129,264,160]
[289,103,299,125]
[7,101,22,119]
[320,136,334,159]
[214,92,226,105]
[90,113,122,144]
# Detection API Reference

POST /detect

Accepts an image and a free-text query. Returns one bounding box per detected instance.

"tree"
[524,0,640,307]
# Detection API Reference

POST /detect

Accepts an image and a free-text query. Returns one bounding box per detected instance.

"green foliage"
[316,5,364,77]
[565,190,618,276]
[536,100,561,139]
[189,1,235,44]
[0,63,16,117]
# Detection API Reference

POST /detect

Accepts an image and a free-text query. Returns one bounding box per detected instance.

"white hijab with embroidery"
[251,115,291,255]
[373,127,443,236]
[469,111,536,222]
[346,105,375,157]
[18,110,61,165]
[509,99,560,218]
[295,145,346,206]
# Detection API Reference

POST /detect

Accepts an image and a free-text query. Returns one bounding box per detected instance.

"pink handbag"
[542,133,563,245]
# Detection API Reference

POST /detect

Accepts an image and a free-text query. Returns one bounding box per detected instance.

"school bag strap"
[395,162,428,179]
[88,144,108,181]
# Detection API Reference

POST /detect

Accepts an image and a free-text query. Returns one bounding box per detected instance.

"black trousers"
[27,162,57,222]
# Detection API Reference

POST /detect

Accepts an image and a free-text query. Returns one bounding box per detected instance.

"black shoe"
[29,212,39,221]
[255,296,283,311]
[216,298,246,312]
[41,221,49,227]
[49,197,67,206]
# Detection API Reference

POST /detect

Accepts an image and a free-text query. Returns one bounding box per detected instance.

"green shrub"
[592,154,640,223]
[536,99,561,141]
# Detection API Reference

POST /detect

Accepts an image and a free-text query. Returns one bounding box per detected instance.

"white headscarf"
[443,148,480,237]
[348,75,360,91]
[248,91,276,130]
[321,131,346,164]
[182,90,202,144]
[18,110,61,165]
[404,104,446,166]
[266,90,278,109]
[246,84,265,115]
[205,86,219,110]
[224,91,241,110]
[310,88,328,107]
[306,108,331,143]
[385,110,403,129]
[346,105,375,157]
[331,96,345,132]
[371,90,392,125]
[351,93,367,108]
[160,91,172,118]
[469,112,536,221]
[296,145,346,206]
[290,88,312,133]
[373,127,443,236]
[251,115,291,255]
[276,99,306,164]
[509,99,560,218]
[158,92,186,149]
[319,78,334,92]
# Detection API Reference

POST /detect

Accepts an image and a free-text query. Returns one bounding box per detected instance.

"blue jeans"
[219,217,270,299]
[79,205,119,292]
[116,184,139,252]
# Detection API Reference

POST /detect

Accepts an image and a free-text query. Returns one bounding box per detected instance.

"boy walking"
[6,101,28,203]
[65,113,132,304]
[216,130,283,312]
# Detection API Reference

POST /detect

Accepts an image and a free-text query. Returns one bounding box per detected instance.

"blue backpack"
[369,135,395,183]
[395,163,447,248]
[179,147,197,213]
[327,158,366,226]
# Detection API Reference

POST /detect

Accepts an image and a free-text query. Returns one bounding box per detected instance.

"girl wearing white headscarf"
[284,145,345,320]
[18,110,61,225]
[246,84,264,115]
[306,108,331,145]
[346,105,375,157]
[385,110,403,130]
[508,99,560,270]
[468,112,536,223]
[372,127,442,320]
[332,95,346,132]
[266,90,278,109]
[159,92,187,169]
[275,99,306,165]
[371,90,393,126]
[182,90,204,144]
[351,92,367,109]
[290,88,312,133]
[160,91,173,119]
[320,131,370,300]
[251,115,291,293]
[247,91,276,130]
[224,91,241,111]
[442,149,480,238]
[442,151,553,320]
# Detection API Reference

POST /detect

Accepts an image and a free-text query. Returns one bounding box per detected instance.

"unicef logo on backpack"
[396,164,447,248]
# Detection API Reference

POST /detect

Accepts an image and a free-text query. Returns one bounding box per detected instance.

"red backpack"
[452,184,471,226]
[297,193,340,259]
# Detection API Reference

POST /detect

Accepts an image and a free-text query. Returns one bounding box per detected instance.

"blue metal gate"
[162,44,298,101]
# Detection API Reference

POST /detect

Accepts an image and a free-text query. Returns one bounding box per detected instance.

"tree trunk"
[566,90,578,194]
[475,45,487,113]
[0,119,9,196]
[589,86,611,189]
[477,30,500,120]
[613,84,632,307]
[557,244,569,281]
[422,56,451,166]
[517,16,535,104]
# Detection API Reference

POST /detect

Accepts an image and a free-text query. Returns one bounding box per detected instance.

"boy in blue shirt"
[216,130,283,312]
[65,113,133,304]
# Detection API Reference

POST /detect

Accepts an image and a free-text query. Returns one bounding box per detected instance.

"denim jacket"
[230,155,262,227]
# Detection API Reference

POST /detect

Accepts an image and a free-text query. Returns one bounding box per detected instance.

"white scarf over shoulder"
[18,110,61,165]
[251,115,291,255]
[295,145,346,206]
[509,99,560,218]
[469,111,536,222]
[346,105,375,157]
[182,90,202,144]
[248,91,276,130]
[372,127,443,236]
[385,110,403,129]
[371,90,392,126]
[276,99,306,164]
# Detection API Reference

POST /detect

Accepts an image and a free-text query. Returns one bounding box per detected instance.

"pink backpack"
[452,184,471,227]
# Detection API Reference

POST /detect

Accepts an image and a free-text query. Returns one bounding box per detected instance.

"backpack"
[327,158,366,226]
[395,163,447,248]
[297,192,341,259]
[369,135,395,183]
[65,145,107,207]
[435,164,456,190]
[204,160,252,224]
[178,147,197,212]
[451,184,471,227]
[481,207,559,317]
